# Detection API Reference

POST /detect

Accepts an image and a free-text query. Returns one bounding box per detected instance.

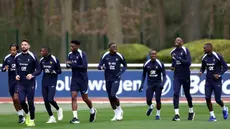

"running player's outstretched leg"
[205,85,217,122]
[146,87,154,117]
[70,91,80,124]
[213,82,228,120]
[155,87,162,120]
[183,79,195,120]
[172,78,181,121]
[82,93,97,122]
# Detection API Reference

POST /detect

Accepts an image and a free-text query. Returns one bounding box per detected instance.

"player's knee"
[173,93,179,98]
[71,96,76,101]
[82,96,89,102]
[205,98,211,103]
[156,99,161,105]
[147,101,152,106]
[215,99,222,104]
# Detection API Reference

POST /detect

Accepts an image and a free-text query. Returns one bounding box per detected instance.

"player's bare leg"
[70,91,80,124]
[206,98,217,121]
[82,94,97,122]
[13,93,24,124]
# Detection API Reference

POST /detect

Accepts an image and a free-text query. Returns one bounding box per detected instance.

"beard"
[22,48,28,52]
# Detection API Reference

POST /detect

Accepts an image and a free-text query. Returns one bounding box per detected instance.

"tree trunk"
[106,0,123,44]
[223,0,230,39]
[208,0,216,38]
[60,0,72,62]
[155,0,165,49]
[181,0,201,42]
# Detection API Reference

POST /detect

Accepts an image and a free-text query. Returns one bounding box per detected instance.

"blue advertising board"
[0,70,230,97]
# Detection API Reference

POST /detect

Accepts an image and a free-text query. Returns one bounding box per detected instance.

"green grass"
[0,103,229,129]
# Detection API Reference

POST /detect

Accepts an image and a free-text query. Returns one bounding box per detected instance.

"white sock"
[50,115,54,118]
[73,111,78,118]
[175,109,179,115]
[90,108,95,114]
[30,119,34,121]
[156,110,161,116]
[113,109,117,115]
[189,107,194,113]
[117,106,122,111]
[17,109,24,116]
[210,111,215,117]
[222,105,227,110]
[149,104,154,109]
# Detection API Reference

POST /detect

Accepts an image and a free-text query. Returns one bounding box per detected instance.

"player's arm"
[1,58,8,72]
[161,63,166,88]
[116,56,127,78]
[176,48,191,66]
[53,58,62,74]
[139,64,147,92]
[199,58,206,76]
[170,52,176,71]
[32,56,42,77]
[97,56,105,70]
[218,55,228,76]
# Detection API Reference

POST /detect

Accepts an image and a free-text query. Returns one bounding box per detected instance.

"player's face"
[10,46,17,56]
[109,44,117,53]
[174,38,183,47]
[204,45,212,54]
[70,43,79,52]
[150,50,157,60]
[40,48,48,57]
[21,41,30,52]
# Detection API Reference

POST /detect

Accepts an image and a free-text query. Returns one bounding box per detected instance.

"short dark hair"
[9,44,19,50]
[21,39,30,44]
[108,43,116,48]
[71,40,80,45]
[41,46,51,53]
[205,43,213,48]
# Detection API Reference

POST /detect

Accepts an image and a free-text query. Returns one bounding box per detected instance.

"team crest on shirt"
[106,58,109,60]
[181,53,183,55]
[50,61,52,64]
[76,56,78,59]
[116,58,118,61]
[156,66,158,69]
[213,59,215,62]
[28,59,30,61]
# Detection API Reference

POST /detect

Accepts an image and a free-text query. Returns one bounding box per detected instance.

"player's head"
[108,43,117,54]
[174,37,184,47]
[40,46,51,57]
[70,40,80,52]
[150,49,157,61]
[9,44,19,56]
[204,43,213,54]
[21,39,30,52]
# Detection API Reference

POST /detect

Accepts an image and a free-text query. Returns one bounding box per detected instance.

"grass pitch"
[0,103,229,129]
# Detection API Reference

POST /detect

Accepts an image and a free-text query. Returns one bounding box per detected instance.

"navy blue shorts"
[146,85,162,103]
[18,84,35,102]
[105,79,120,98]
[205,80,222,101]
[9,83,18,97]
[70,80,88,94]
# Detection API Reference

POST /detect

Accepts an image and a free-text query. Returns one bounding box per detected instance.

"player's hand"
[214,74,220,79]
[4,65,9,71]
[138,85,143,92]
[198,72,203,77]
[16,75,20,80]
[26,74,34,80]
[66,61,72,64]
[170,67,175,71]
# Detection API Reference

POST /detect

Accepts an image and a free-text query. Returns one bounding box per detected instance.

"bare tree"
[106,0,123,44]
[60,0,72,62]
[181,0,201,42]
[208,0,216,38]
[155,0,166,49]
[223,0,230,39]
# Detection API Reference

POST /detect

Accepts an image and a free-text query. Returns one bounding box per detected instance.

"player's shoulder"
[201,54,208,61]
[182,46,190,54]
[156,59,164,68]
[212,51,222,60]
[143,59,151,67]
[28,51,37,60]
[116,52,124,60]
[15,52,22,58]
[170,47,176,55]
[51,55,58,63]
[40,57,44,62]
[3,54,11,61]
[101,51,110,59]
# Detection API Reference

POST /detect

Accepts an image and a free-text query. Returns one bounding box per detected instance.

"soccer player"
[199,43,228,121]
[39,47,63,123]
[170,37,195,121]
[138,49,166,120]
[1,44,24,123]
[98,43,127,121]
[66,40,96,124]
[15,40,41,126]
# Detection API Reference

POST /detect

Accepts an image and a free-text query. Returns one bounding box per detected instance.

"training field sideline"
[0,103,229,129]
